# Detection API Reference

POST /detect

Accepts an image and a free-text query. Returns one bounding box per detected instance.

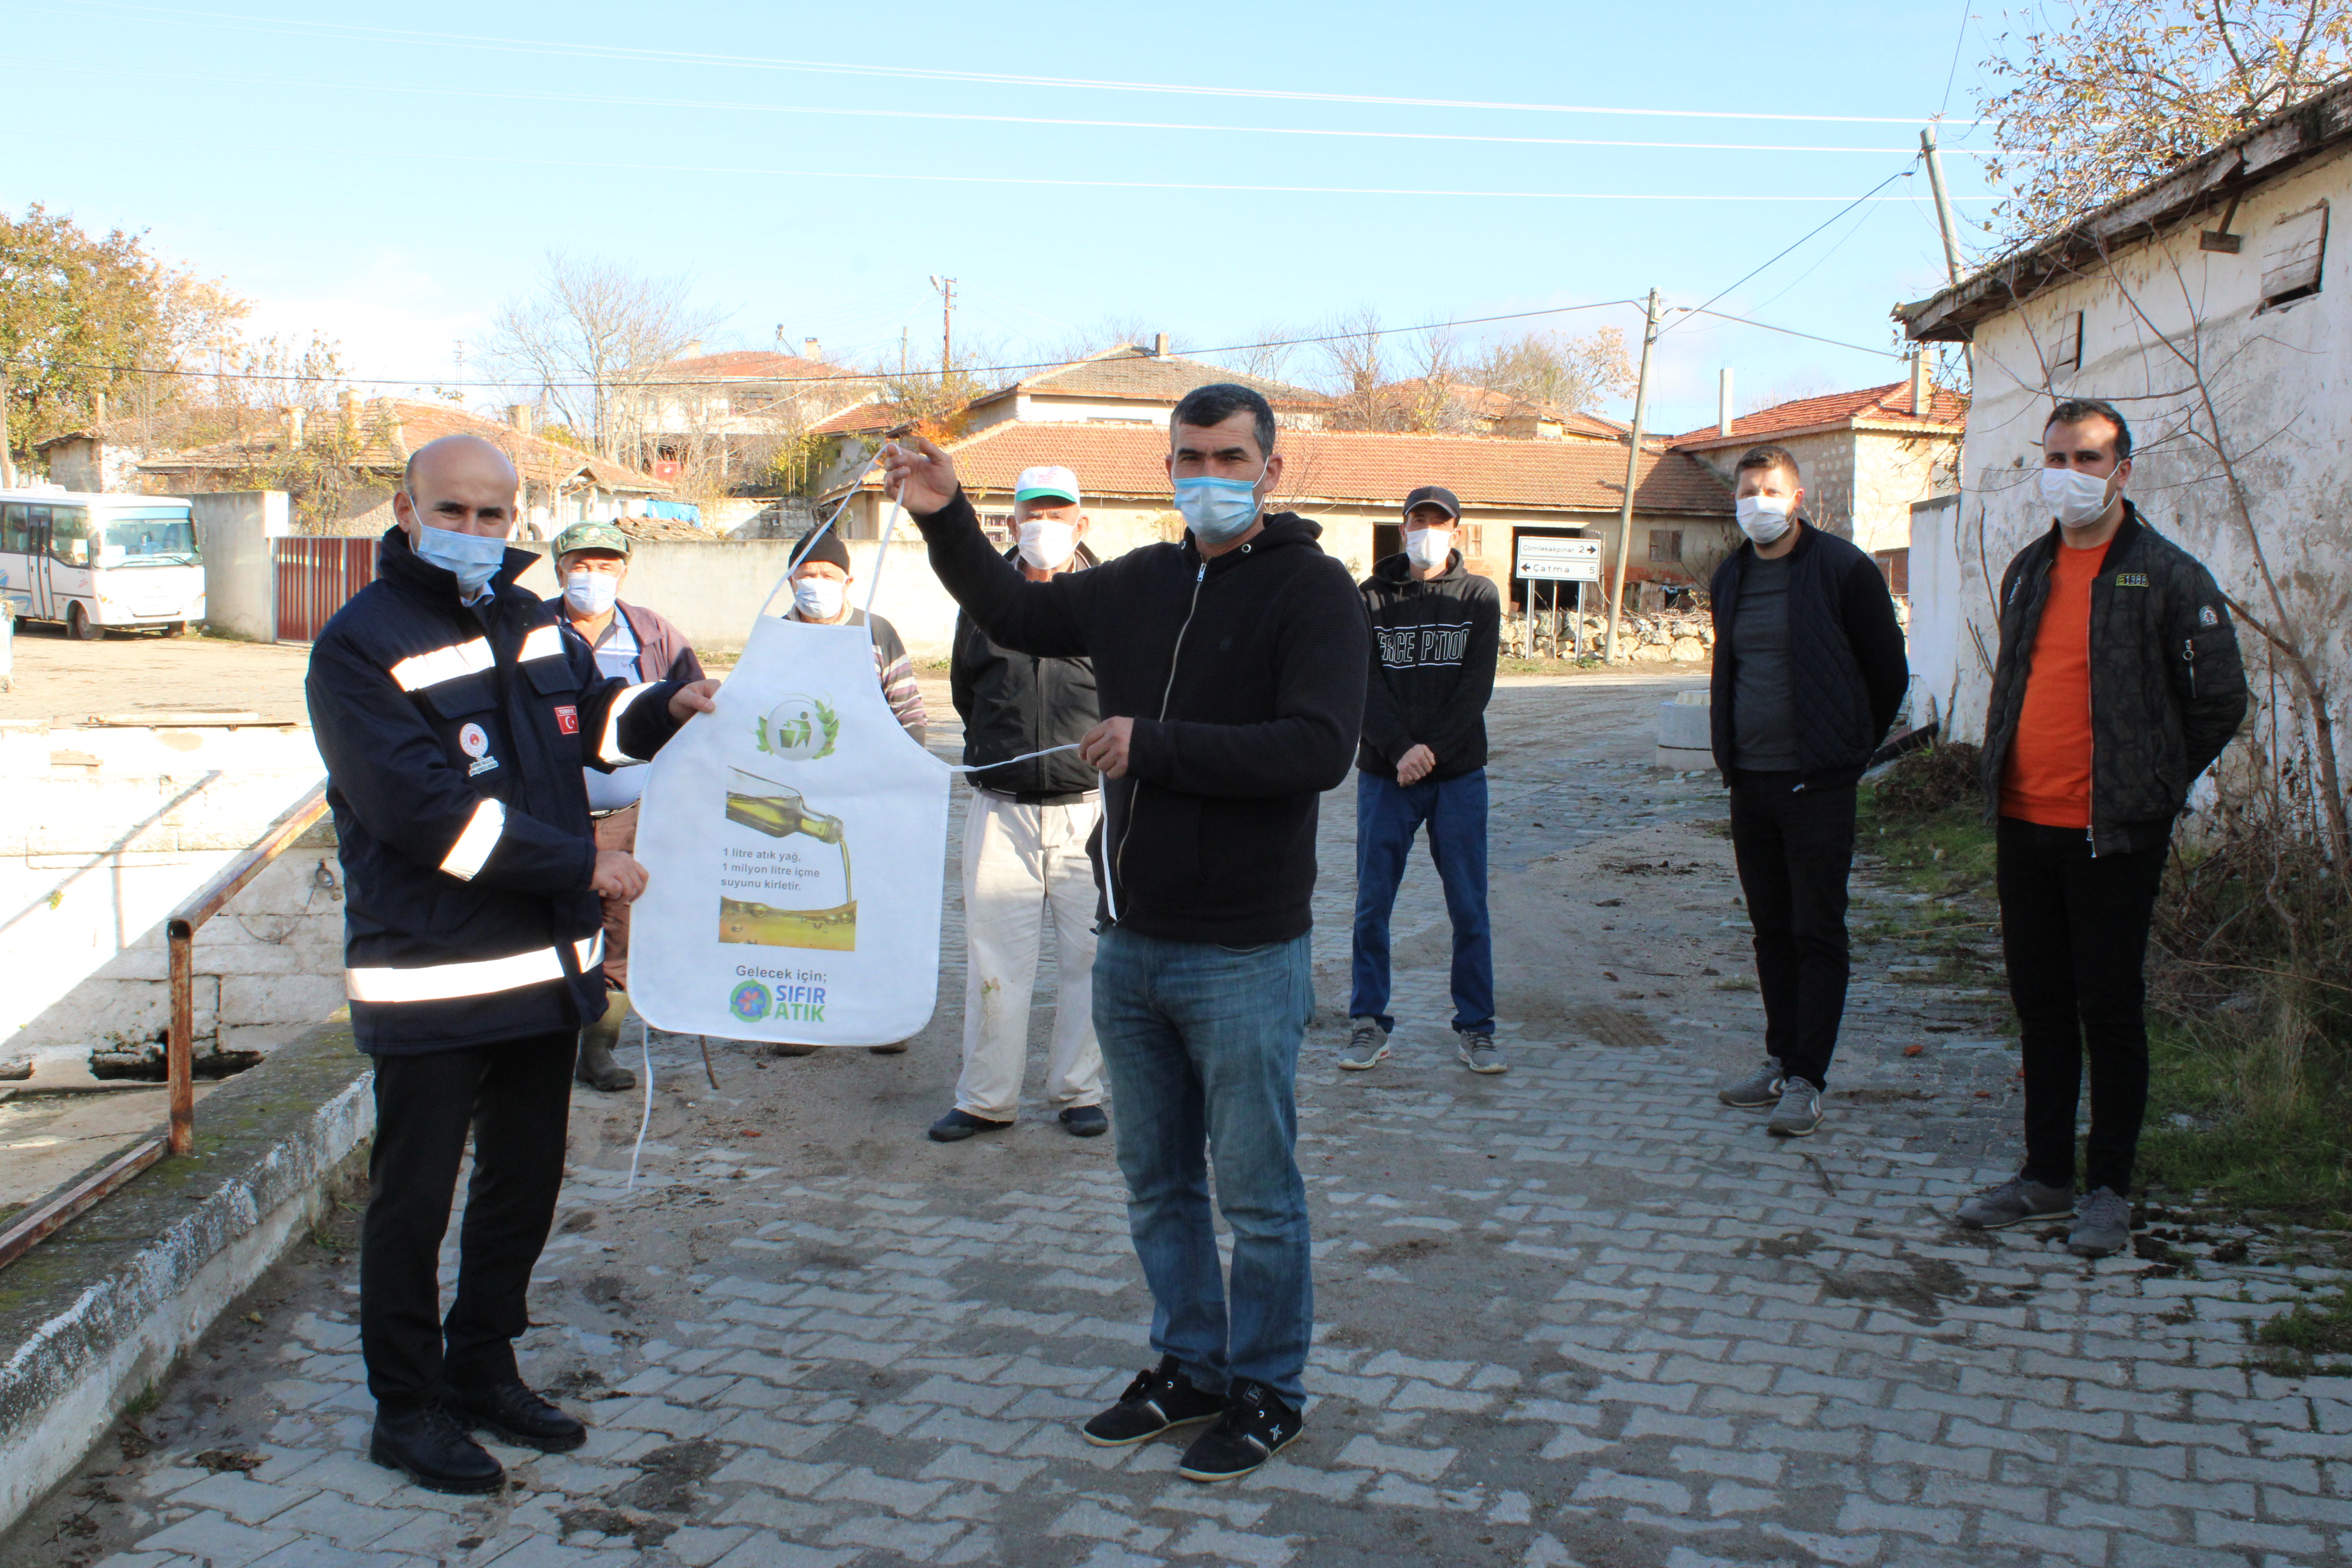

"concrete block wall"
[0,723,343,1073]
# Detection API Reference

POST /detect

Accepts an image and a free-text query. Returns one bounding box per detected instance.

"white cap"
[1014,465,1081,507]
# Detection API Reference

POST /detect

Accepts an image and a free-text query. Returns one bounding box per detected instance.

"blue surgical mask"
[1173,460,1268,546]
[411,508,510,598]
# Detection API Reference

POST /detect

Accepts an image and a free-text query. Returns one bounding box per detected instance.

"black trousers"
[1995,816,2167,1195]
[1729,773,1856,1088]
[360,1031,574,1409]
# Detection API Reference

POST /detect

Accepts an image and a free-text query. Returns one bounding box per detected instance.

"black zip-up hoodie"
[1980,504,2247,855]
[949,543,1102,799]
[1357,550,1501,783]
[912,488,1367,945]
[1707,521,1909,789]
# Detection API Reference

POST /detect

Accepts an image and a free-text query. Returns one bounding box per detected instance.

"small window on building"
[1464,522,1485,560]
[2052,311,2082,373]
[979,511,1014,547]
[2261,202,2328,311]
[1648,530,1683,563]
[1874,548,1910,597]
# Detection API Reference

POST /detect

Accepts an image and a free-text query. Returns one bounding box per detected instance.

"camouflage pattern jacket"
[1979,504,2248,855]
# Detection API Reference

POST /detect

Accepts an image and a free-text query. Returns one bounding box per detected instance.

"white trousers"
[956,790,1105,1119]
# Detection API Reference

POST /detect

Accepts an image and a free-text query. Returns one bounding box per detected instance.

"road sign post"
[1515,538,1600,660]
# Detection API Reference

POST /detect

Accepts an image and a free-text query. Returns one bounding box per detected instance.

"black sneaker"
[1080,1355,1224,1447]
[1060,1105,1108,1138]
[369,1403,504,1494]
[927,1108,1012,1143]
[1178,1377,1304,1482]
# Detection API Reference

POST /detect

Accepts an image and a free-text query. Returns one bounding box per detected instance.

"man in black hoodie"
[1345,484,1503,1075]
[883,384,1366,1484]
[1706,444,1907,1140]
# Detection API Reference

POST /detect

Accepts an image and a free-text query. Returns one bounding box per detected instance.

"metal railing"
[0,781,331,1270]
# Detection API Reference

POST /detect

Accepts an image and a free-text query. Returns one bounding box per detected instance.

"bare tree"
[1465,326,1637,417]
[1223,322,1306,387]
[489,252,726,464]
[1978,1,2352,247]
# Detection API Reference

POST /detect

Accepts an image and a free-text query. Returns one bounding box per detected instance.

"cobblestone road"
[14,673,2348,1568]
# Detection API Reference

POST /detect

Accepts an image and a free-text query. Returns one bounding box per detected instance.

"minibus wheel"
[67,603,101,641]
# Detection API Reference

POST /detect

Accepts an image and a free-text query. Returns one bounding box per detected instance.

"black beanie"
[795,530,852,573]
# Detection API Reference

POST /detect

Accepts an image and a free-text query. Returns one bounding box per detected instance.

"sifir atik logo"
[729,980,770,1021]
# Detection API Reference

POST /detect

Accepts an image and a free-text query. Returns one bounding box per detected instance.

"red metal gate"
[273,537,377,642]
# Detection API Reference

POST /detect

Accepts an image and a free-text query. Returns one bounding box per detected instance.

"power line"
[1661,163,1923,335]
[51,1,1985,127]
[10,301,1649,390]
[13,129,1994,205]
[1680,309,1906,362]
[30,60,2012,157]
[1938,0,1975,120]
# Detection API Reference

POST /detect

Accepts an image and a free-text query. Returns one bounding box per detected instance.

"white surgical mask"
[1734,494,1794,545]
[1173,459,1268,545]
[792,576,847,622]
[1017,519,1079,571]
[2040,465,2114,528]
[1405,527,1454,569]
[563,570,619,617]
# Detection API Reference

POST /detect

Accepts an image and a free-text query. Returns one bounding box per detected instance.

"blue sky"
[9,0,2007,434]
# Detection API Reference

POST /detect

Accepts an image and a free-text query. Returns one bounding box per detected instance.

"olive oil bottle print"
[720,767,857,950]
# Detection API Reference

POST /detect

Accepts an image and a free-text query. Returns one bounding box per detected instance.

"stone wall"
[0,723,342,1075]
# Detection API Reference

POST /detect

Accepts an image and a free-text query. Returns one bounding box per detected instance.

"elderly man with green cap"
[547,521,705,1091]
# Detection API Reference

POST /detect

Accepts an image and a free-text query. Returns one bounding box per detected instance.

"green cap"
[553,521,631,559]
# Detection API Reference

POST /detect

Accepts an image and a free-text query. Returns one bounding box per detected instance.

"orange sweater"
[2002,540,2110,828]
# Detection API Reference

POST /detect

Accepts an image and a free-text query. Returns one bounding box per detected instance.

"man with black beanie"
[1344,484,1504,1075]
[882,386,1366,1484]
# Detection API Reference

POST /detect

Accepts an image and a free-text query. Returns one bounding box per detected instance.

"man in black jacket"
[930,464,1108,1144]
[883,385,1366,1484]
[1956,398,2245,1257]
[1344,484,1504,1074]
[307,434,716,1495]
[1706,443,1907,1139]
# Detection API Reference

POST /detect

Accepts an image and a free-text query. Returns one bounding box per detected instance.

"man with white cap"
[930,465,1108,1142]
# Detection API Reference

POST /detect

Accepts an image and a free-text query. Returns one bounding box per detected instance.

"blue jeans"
[1093,927,1315,1405]
[1349,769,1495,1034]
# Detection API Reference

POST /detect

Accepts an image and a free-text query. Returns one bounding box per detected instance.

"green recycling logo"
[756,693,840,762]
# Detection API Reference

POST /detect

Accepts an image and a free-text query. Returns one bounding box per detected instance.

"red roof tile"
[138,398,671,494]
[1668,381,1968,448]
[650,349,864,383]
[845,422,1729,515]
[973,345,1329,409]
[809,400,902,436]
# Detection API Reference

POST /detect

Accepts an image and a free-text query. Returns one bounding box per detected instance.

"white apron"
[629,613,951,1046]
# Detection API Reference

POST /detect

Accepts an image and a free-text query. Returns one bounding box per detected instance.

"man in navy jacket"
[307,434,716,1495]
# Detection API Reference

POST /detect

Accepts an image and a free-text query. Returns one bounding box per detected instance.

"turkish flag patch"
[554,705,580,735]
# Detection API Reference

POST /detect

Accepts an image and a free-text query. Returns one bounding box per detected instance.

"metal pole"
[1604,289,1662,664]
[0,361,14,489]
[168,928,194,1155]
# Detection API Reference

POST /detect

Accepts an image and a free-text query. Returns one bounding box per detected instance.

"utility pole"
[0,360,14,489]
[1920,126,1972,380]
[1603,289,1662,665]
[928,275,956,378]
[1920,127,1965,286]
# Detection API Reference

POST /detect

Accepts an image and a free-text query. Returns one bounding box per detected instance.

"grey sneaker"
[1457,1030,1507,1074]
[1718,1056,1785,1108]
[1955,1174,2077,1230]
[2067,1187,2132,1257]
[1341,1018,1391,1070]
[1765,1077,1823,1138]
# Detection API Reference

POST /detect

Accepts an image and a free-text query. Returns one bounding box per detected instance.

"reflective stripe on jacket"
[306,527,684,1053]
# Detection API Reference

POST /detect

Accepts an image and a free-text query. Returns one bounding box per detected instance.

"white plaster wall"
[191,491,290,643]
[1937,155,2352,754]
[0,727,340,1070]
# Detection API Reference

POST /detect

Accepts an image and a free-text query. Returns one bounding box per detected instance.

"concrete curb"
[0,1019,373,1533]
